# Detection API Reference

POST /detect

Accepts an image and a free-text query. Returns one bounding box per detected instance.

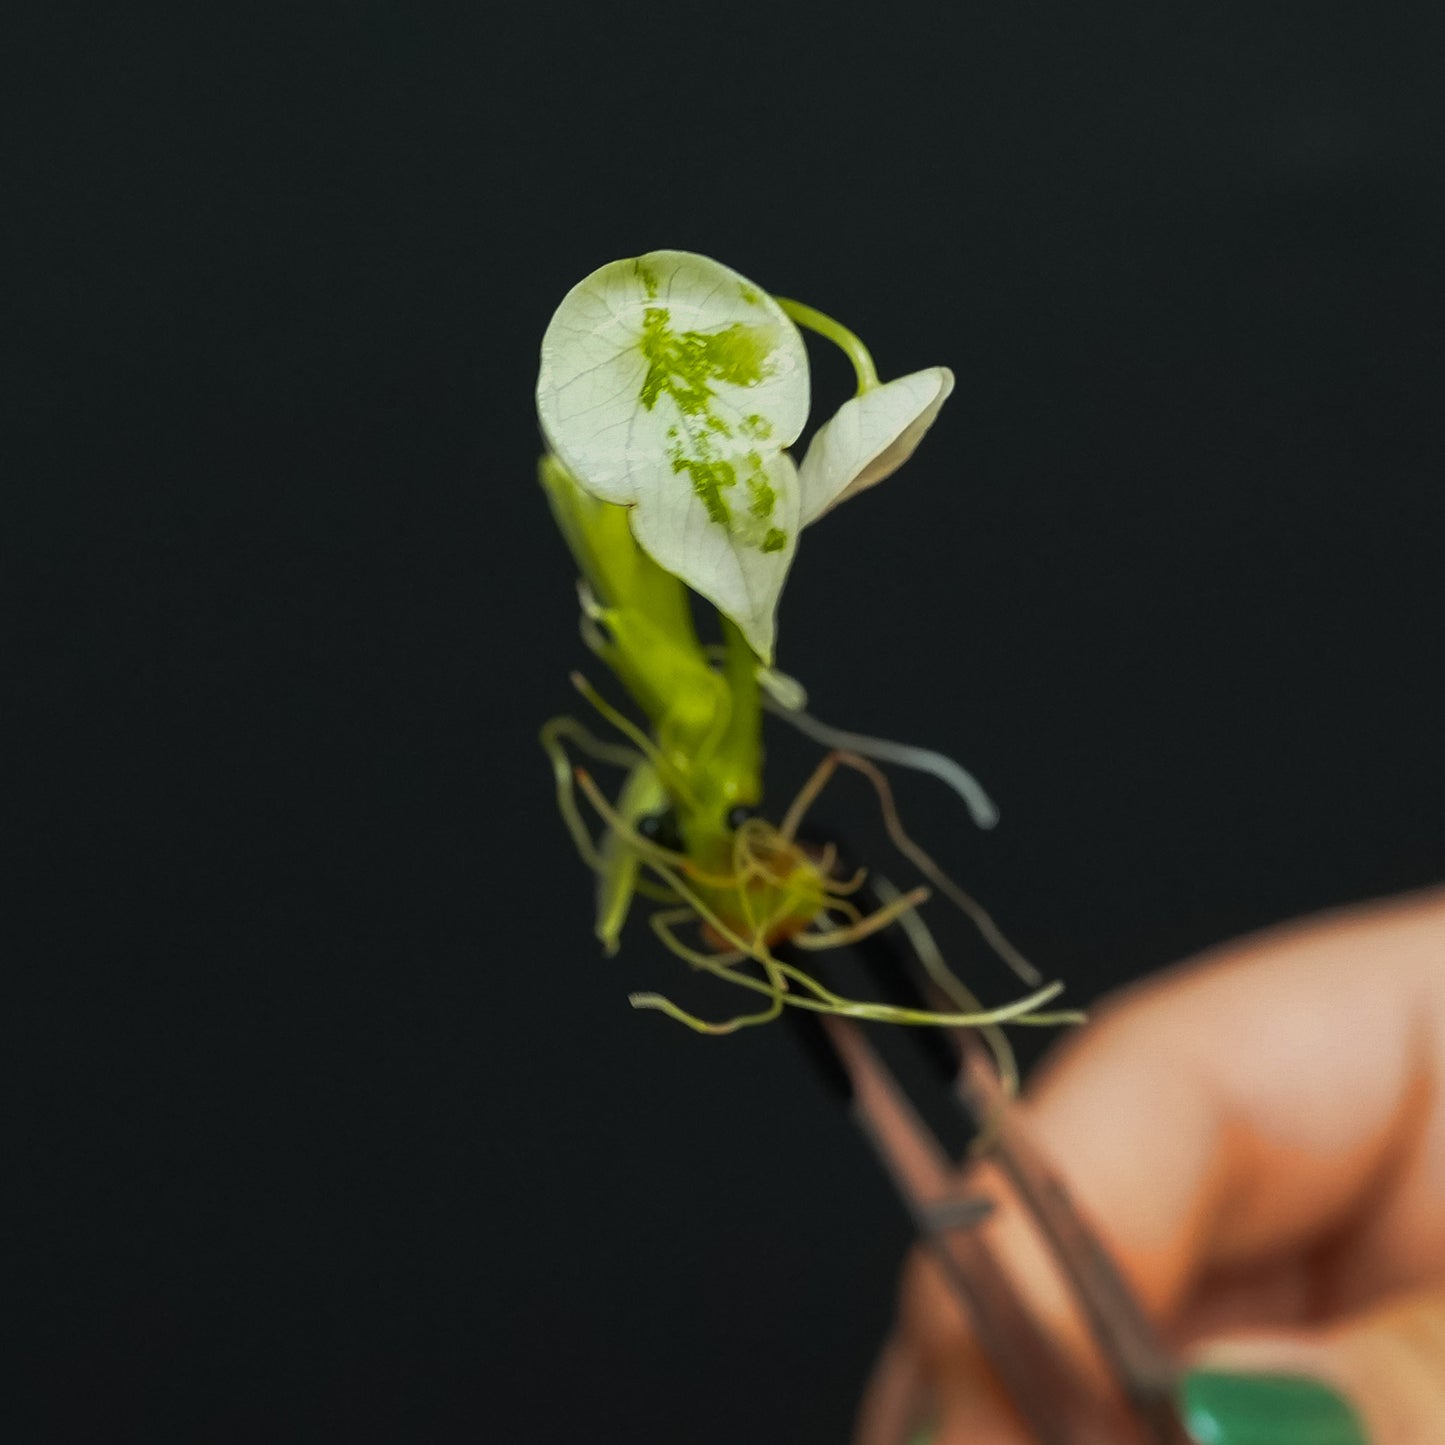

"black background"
[11,2,1445,1442]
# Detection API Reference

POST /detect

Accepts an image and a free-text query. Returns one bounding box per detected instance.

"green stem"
[710,613,764,808]
[774,297,880,394]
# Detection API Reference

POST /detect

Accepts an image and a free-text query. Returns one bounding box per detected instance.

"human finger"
[861,886,1445,1443]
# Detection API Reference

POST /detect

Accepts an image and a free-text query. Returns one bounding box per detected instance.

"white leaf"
[797,366,954,525]
[626,450,801,667]
[536,250,811,663]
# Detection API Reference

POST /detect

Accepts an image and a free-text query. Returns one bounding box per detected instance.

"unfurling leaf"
[797,367,955,525]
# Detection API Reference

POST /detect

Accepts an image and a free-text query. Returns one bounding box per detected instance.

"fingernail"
[1179,1368,1368,1444]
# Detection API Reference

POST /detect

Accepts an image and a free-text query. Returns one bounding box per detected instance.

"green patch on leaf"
[669,446,737,526]
[638,308,776,419]
[744,459,776,520]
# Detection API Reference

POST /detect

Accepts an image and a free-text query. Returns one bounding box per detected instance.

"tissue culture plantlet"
[537,251,1078,1056]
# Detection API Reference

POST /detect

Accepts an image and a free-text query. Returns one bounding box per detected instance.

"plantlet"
[536,250,1078,1059]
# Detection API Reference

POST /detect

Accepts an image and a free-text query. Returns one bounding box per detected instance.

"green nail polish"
[1180,1368,1368,1445]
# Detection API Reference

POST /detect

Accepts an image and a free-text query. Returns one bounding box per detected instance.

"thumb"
[1185,1286,1445,1445]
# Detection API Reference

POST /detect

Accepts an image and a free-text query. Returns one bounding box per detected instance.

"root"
[540,715,633,874]
[791,885,930,951]
[552,716,1076,1042]
[572,768,741,890]
[570,671,696,810]
[877,876,1021,1102]
[780,749,1043,987]
[762,696,999,829]
[619,859,1073,1037]
[640,908,787,1035]
[539,717,674,902]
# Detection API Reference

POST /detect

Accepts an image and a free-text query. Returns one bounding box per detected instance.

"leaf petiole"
[775,297,880,393]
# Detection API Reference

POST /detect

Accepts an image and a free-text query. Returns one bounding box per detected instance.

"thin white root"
[762,697,999,830]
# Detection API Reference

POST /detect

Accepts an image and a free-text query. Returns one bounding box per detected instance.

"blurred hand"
[856,887,1445,1445]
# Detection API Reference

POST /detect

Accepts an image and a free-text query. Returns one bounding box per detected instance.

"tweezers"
[780,904,1194,1445]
